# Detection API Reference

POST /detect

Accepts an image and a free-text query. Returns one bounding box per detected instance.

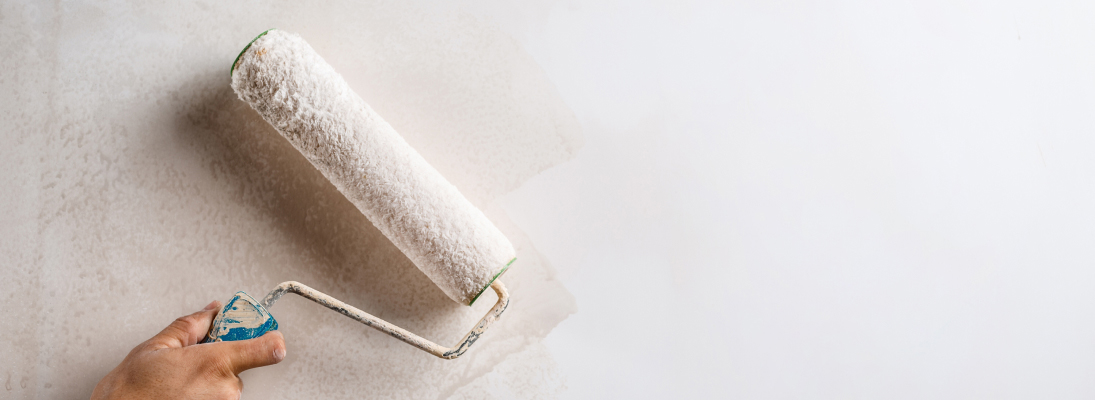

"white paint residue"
[217,301,266,331]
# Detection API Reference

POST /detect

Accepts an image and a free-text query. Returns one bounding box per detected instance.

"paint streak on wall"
[0,0,581,398]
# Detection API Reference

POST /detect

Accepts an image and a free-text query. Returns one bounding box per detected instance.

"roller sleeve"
[230,29,514,305]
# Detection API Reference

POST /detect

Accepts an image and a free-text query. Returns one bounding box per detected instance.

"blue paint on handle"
[202,291,278,343]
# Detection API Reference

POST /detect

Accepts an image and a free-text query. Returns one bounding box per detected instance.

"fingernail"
[202,301,219,311]
[274,347,286,362]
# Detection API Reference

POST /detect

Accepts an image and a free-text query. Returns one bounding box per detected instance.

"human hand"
[90,301,287,400]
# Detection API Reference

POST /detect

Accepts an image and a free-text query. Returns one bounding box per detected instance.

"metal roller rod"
[259,280,510,359]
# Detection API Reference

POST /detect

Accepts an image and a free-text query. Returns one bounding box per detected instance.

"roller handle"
[201,291,279,343]
[201,280,509,359]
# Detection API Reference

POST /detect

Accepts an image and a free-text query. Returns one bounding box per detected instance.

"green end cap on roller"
[230,28,276,77]
[468,257,515,306]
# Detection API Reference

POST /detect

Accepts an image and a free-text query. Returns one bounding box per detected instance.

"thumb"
[146,301,222,349]
[208,331,287,375]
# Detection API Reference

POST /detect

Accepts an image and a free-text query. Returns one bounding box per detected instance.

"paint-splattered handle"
[201,291,279,343]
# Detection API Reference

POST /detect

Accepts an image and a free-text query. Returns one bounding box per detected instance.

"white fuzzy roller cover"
[230,29,515,305]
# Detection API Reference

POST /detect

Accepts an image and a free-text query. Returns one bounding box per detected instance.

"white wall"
[496,0,1095,398]
[3,0,1095,399]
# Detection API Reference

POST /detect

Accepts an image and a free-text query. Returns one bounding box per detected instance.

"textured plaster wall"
[13,1,1095,399]
[0,1,579,398]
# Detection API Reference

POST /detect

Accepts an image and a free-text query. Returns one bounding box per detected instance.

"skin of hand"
[90,301,287,400]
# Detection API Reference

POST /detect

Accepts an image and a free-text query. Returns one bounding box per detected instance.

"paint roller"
[201,29,514,359]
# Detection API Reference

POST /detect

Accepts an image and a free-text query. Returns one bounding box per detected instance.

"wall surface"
[5,0,1095,399]
[1,0,580,398]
